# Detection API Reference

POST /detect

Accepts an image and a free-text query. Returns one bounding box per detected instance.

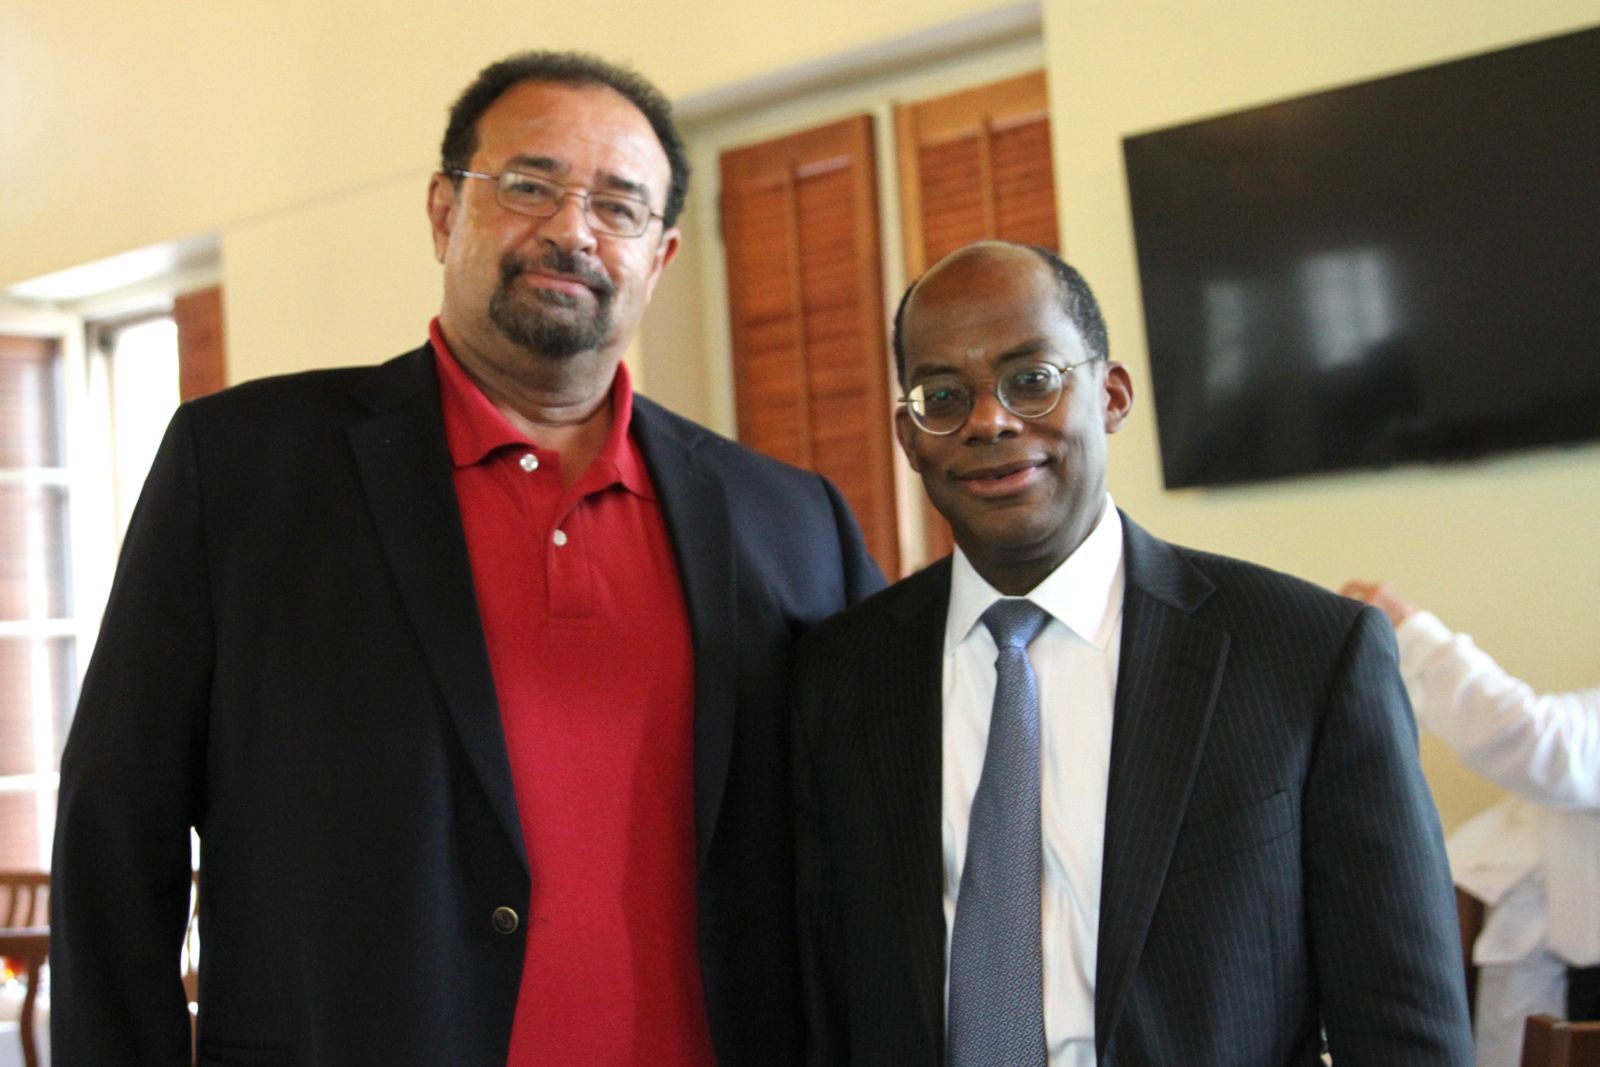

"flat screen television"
[1122,26,1600,489]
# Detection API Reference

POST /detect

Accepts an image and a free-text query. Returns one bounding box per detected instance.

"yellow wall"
[1045,0,1600,830]
[6,0,1597,830]
[2,0,1000,286]
[2,0,1005,382]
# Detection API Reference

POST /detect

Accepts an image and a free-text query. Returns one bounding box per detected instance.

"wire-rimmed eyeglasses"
[898,357,1103,435]
[450,169,664,238]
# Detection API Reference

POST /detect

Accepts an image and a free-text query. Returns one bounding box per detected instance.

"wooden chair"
[1520,1013,1600,1066]
[0,871,51,1067]
[1457,885,1486,1022]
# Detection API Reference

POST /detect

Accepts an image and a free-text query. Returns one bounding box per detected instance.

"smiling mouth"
[955,459,1045,497]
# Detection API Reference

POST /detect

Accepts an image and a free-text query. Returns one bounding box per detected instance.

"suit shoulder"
[185,367,364,412]
[1178,542,1346,600]
[1165,540,1370,643]
[633,394,831,487]
[179,346,431,434]
[797,562,946,658]
[1125,515,1359,625]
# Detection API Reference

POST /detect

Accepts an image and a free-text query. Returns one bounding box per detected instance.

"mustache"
[499,249,615,298]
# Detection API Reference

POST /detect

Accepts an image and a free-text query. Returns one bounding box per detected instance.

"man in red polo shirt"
[52,52,882,1065]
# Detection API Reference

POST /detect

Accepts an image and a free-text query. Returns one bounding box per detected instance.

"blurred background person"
[1343,580,1599,1067]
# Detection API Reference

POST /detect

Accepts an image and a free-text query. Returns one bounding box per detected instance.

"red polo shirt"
[431,323,713,1066]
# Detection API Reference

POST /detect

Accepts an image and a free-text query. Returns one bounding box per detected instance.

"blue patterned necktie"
[948,598,1050,1066]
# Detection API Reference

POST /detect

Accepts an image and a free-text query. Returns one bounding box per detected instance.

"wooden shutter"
[174,285,227,400]
[895,70,1060,560]
[896,70,1060,274]
[720,116,899,576]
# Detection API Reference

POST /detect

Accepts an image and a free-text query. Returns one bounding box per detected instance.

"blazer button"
[492,906,520,935]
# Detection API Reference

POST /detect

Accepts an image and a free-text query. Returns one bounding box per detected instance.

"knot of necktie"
[981,598,1050,653]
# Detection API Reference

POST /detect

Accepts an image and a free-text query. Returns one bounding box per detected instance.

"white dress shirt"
[942,498,1124,1067]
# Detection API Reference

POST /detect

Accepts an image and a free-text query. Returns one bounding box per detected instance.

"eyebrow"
[908,338,1056,380]
[995,338,1055,363]
[502,154,654,203]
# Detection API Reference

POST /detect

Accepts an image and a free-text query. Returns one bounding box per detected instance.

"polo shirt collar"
[429,318,653,499]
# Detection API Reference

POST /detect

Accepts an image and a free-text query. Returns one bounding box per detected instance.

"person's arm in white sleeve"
[1393,609,1600,811]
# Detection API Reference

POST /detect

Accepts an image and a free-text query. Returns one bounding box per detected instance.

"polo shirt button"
[492,906,520,935]
[519,453,539,472]
[552,529,568,547]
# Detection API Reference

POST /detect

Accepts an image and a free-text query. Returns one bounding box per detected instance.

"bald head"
[892,241,1109,388]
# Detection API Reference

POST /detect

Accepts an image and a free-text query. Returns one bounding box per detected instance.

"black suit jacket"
[51,344,884,1066]
[792,515,1472,1065]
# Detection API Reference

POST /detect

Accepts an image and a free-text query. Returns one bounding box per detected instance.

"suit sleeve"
[817,474,887,603]
[1303,606,1474,1065]
[51,404,211,1064]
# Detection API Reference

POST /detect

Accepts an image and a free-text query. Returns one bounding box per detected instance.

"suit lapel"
[346,346,527,871]
[630,398,739,869]
[1095,517,1229,1056]
[862,561,951,1055]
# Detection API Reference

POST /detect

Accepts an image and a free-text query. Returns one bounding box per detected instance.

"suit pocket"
[1168,789,1294,876]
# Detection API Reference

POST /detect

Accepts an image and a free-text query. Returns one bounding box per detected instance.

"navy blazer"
[52,343,883,1065]
[792,515,1472,1065]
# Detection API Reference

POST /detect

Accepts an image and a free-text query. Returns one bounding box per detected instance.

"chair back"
[1521,1013,1600,1067]
[0,872,49,929]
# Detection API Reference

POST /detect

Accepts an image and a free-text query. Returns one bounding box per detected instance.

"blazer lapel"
[629,398,738,869]
[862,561,951,1055]
[346,346,527,871]
[1095,517,1229,1056]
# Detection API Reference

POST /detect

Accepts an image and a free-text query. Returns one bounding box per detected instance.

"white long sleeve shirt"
[1396,610,1600,965]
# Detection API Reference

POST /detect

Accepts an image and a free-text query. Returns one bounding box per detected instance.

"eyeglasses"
[450,169,664,238]
[898,357,1103,435]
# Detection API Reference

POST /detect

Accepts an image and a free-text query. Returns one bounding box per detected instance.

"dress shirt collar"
[945,496,1124,655]
[429,318,653,499]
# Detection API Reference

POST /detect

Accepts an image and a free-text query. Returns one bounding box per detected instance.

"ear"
[427,173,458,264]
[640,226,682,302]
[1101,361,1134,434]
[894,407,923,472]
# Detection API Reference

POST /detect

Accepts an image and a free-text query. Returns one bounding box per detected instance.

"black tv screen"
[1123,26,1600,489]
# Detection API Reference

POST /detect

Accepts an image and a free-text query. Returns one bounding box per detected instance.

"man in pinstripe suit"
[791,241,1472,1065]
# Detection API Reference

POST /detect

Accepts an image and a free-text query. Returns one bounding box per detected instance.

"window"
[0,269,225,869]
[91,314,184,536]
[720,116,900,576]
[710,63,1059,574]
[0,333,72,868]
[894,70,1060,562]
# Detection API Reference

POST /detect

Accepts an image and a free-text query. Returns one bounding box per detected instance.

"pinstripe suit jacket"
[792,514,1472,1065]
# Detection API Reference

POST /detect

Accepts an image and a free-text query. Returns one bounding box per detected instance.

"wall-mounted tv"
[1123,26,1600,489]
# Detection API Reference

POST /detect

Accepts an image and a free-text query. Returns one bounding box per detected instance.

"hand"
[1338,580,1418,629]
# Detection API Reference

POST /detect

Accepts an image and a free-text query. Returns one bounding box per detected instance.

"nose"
[538,190,599,255]
[961,385,1022,443]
